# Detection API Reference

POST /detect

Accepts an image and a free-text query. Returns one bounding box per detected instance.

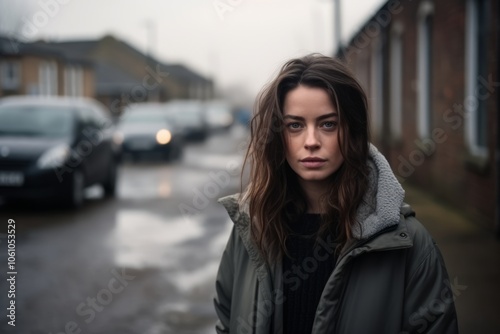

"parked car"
[0,96,121,208]
[118,103,183,161]
[205,100,234,132]
[164,100,208,141]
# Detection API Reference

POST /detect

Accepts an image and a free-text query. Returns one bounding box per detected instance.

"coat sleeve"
[402,217,459,334]
[214,226,236,334]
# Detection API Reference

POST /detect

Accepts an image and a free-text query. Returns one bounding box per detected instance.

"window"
[417,1,434,139]
[0,61,21,90]
[64,65,83,97]
[39,60,58,96]
[390,22,404,140]
[465,0,488,157]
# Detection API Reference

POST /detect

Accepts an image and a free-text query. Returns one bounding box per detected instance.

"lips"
[300,157,326,168]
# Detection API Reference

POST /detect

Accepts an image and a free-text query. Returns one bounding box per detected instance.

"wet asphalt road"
[0,125,249,334]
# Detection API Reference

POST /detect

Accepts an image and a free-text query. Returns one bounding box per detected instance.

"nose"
[304,128,320,150]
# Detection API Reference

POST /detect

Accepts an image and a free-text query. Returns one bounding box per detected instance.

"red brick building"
[343,0,499,232]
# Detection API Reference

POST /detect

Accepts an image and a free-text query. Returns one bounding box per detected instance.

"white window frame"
[64,65,83,97]
[0,61,21,90]
[370,39,384,139]
[390,22,404,140]
[417,1,434,139]
[465,0,488,157]
[39,60,58,96]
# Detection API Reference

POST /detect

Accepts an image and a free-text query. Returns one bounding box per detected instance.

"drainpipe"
[496,0,500,237]
[334,0,344,58]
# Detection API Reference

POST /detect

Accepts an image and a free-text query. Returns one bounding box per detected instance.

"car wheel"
[63,169,85,209]
[103,162,117,197]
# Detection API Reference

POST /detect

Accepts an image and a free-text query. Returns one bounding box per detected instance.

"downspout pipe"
[496,0,500,237]
[334,0,345,59]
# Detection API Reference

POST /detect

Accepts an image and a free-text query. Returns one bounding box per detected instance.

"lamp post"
[334,0,345,58]
[315,0,343,58]
[143,19,159,101]
[143,19,156,59]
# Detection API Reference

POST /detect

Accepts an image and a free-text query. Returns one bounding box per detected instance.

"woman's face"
[283,85,344,189]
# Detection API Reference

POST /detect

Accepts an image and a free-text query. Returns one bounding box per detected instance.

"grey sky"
[3,0,386,101]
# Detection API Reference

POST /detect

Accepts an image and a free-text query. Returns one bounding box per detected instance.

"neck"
[299,180,328,214]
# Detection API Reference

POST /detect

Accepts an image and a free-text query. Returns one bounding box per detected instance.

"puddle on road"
[112,209,232,269]
[111,210,233,333]
[112,210,204,269]
[183,153,243,171]
[118,167,173,200]
[112,209,233,293]
[169,259,220,293]
[166,216,233,293]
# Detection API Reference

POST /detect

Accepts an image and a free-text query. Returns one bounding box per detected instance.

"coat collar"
[218,194,272,278]
[352,144,405,239]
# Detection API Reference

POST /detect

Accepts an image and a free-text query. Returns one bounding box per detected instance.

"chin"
[298,173,332,182]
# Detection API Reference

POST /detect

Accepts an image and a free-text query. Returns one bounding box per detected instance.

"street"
[0,125,249,334]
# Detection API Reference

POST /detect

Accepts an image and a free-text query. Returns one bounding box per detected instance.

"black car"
[0,96,121,208]
[118,104,183,161]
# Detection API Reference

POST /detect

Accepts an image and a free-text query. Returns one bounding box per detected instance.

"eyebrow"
[283,112,338,121]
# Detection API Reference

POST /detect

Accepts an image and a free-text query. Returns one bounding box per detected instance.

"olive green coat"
[214,145,458,333]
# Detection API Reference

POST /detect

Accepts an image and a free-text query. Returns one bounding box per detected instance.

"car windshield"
[175,110,201,123]
[121,109,173,127]
[122,112,165,124]
[0,104,74,138]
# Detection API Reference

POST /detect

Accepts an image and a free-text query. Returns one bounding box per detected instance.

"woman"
[214,54,458,334]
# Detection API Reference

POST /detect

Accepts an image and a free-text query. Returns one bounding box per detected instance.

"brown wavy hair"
[242,54,370,263]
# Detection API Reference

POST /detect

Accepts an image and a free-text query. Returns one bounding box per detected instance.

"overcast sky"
[1,0,386,102]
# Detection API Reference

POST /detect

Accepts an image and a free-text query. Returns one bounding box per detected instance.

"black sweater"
[282,214,337,334]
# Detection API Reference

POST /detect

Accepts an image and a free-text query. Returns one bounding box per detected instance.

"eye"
[286,122,302,130]
[321,121,337,129]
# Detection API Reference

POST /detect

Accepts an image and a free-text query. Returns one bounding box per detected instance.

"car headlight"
[37,144,70,169]
[156,129,172,145]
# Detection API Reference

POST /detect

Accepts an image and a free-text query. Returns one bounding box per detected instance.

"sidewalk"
[403,183,500,334]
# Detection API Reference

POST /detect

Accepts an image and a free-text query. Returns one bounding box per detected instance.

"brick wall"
[345,0,499,229]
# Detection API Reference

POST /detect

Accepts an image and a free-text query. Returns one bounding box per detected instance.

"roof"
[343,1,389,52]
[33,39,98,63]
[164,63,211,84]
[0,35,92,66]
[32,35,212,85]
[94,62,147,95]
[0,36,59,57]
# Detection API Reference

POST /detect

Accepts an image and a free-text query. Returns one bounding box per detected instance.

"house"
[34,35,214,115]
[342,0,499,232]
[0,36,94,98]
